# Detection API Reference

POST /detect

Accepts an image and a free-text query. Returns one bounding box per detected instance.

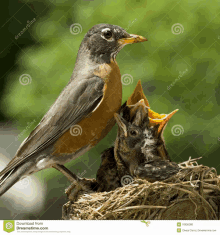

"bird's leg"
[65,177,98,201]
[52,164,98,201]
[52,164,79,182]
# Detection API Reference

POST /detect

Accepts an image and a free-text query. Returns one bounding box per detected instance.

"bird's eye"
[102,30,113,39]
[129,130,138,136]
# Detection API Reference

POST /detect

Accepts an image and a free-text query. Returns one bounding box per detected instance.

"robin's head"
[78,24,147,64]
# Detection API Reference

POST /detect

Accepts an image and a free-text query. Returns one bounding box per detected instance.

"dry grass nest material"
[62,157,220,220]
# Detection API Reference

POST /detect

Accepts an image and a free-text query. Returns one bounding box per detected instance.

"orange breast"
[52,61,122,155]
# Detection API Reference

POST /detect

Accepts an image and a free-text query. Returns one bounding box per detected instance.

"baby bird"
[96,100,180,192]
[66,98,179,199]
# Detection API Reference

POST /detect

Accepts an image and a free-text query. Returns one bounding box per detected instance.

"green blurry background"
[0,0,220,219]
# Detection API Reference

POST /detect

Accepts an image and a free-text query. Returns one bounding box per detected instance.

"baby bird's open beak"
[118,34,148,45]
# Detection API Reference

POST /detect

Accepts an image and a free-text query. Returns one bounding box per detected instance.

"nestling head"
[114,99,178,176]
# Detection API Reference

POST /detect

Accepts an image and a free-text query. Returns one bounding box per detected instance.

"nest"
[62,157,220,220]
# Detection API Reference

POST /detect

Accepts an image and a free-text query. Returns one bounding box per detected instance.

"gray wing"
[0,76,105,177]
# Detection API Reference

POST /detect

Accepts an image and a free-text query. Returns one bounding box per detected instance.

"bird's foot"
[65,177,98,202]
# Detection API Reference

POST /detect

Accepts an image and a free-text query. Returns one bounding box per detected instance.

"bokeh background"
[0,0,220,220]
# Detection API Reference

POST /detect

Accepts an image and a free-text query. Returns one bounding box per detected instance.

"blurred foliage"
[1,0,220,217]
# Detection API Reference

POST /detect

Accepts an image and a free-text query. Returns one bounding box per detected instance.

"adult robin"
[0,24,147,196]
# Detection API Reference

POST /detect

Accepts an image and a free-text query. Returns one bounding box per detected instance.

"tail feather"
[0,161,35,196]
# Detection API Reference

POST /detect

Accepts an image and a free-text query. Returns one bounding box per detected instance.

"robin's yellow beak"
[118,34,148,45]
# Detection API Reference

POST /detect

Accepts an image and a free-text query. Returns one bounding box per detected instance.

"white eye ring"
[101,28,114,41]
[101,28,111,33]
